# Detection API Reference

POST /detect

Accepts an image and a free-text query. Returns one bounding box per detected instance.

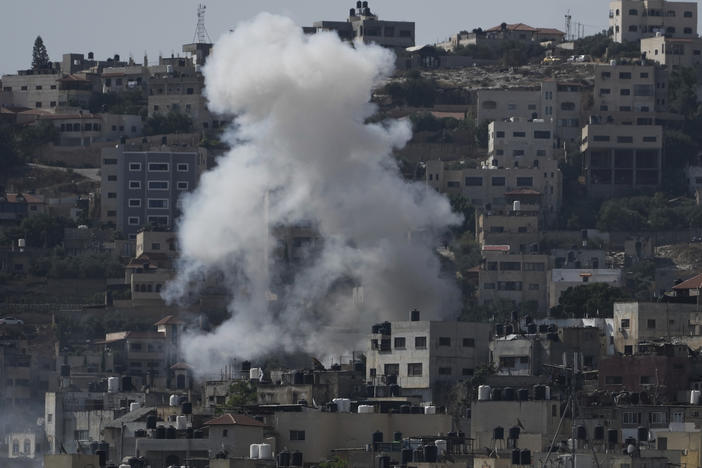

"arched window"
[23,439,31,454]
[12,440,19,455]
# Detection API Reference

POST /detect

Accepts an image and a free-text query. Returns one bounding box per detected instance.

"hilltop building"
[609,0,698,43]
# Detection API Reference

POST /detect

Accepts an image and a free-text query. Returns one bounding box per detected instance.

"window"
[491,177,505,186]
[107,210,116,217]
[649,412,665,425]
[483,283,496,289]
[462,368,474,376]
[628,25,637,31]
[487,261,498,271]
[384,363,399,376]
[617,136,633,143]
[290,430,305,441]
[148,180,169,190]
[147,215,169,225]
[74,430,89,441]
[50,101,56,107]
[599,88,611,95]
[621,319,630,328]
[148,162,169,171]
[516,177,533,187]
[622,411,640,425]
[415,337,427,349]
[152,243,161,250]
[177,163,189,172]
[129,180,141,189]
[107,192,117,199]
[177,181,189,190]
[628,8,637,15]
[148,199,168,209]
[20,85,28,91]
[606,376,623,385]
[129,162,142,171]
[407,363,423,377]
[657,437,667,450]
[512,131,526,138]
[128,217,140,226]
[624,345,633,355]
[128,199,141,208]
[439,337,451,346]
[523,262,545,271]
[643,136,656,142]
[447,181,460,188]
[438,367,452,375]
[647,319,656,329]
[496,131,505,138]
[620,89,631,96]
[640,376,651,384]
[394,337,405,349]
[528,284,540,290]
[103,158,118,165]
[684,10,693,17]
[500,262,521,271]
[463,338,475,347]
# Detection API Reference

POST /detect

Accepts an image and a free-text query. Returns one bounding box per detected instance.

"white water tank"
[333,398,351,413]
[691,390,701,405]
[249,444,260,459]
[130,402,141,412]
[544,385,551,400]
[119,465,131,468]
[357,405,375,414]
[169,394,178,407]
[435,439,447,455]
[513,200,521,212]
[17,238,26,249]
[176,415,187,430]
[166,64,174,74]
[424,405,436,415]
[107,377,119,393]
[250,368,263,380]
[478,385,491,401]
[258,443,273,459]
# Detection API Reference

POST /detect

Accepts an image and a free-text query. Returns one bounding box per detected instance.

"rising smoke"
[164,13,461,375]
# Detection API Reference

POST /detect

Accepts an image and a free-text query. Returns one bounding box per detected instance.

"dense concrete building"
[641,36,702,68]
[365,312,491,401]
[486,118,556,169]
[478,251,549,312]
[476,208,540,252]
[100,145,206,238]
[581,122,663,197]
[609,0,698,43]
[305,1,415,48]
[438,24,565,51]
[548,268,624,308]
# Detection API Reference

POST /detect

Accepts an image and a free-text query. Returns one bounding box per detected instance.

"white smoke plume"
[165,13,461,375]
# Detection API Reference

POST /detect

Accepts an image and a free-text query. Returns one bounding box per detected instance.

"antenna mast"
[565,10,572,41]
[193,4,213,44]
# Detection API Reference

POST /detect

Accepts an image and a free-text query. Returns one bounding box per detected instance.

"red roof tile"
[155,315,185,326]
[673,273,702,290]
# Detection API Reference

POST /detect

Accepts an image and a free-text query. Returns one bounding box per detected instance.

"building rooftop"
[204,413,265,427]
[155,315,186,326]
[673,273,702,290]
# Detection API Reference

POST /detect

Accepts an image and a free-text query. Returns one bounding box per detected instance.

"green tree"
[597,201,647,231]
[143,111,193,136]
[32,36,50,70]
[224,381,257,408]
[552,283,628,318]
[14,214,74,248]
[318,457,349,468]
[0,124,21,171]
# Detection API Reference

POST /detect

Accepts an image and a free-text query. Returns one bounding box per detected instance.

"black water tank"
[509,426,520,440]
[121,376,132,391]
[362,1,368,8]
[413,446,424,462]
[96,449,106,467]
[377,455,390,468]
[134,429,147,438]
[538,324,549,333]
[293,372,304,385]
[494,426,504,440]
[511,310,519,322]
[411,406,423,414]
[518,388,529,401]
[520,449,531,465]
[304,373,314,384]
[166,425,176,439]
[548,324,557,333]
[98,441,109,454]
[505,324,514,335]
[577,425,587,440]
[278,451,290,467]
[60,365,70,377]
[155,426,165,439]
[356,1,363,9]
[186,427,194,439]
[291,451,303,467]
[400,405,410,414]
[511,449,521,465]
[241,361,251,371]
[594,425,605,441]
[146,415,157,429]
[390,384,400,397]
[503,387,515,401]
[496,324,504,336]
[527,324,537,334]
[90,441,99,454]
[328,403,338,413]
[298,399,308,406]
[366,385,374,397]
[424,444,438,463]
[194,430,204,439]
[394,431,402,442]
[491,388,502,401]
[637,426,648,442]
[630,392,640,405]
[608,429,618,444]
[182,402,192,415]
[372,430,383,444]
[349,8,356,16]
[410,309,420,321]
[401,448,413,465]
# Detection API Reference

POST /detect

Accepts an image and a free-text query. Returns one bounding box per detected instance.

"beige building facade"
[641,36,702,68]
[609,0,698,43]
[478,252,549,312]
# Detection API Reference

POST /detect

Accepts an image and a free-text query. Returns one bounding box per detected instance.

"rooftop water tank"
[250,368,263,380]
[358,405,375,414]
[435,439,447,455]
[129,402,140,412]
[169,394,178,406]
[176,415,187,430]
[107,377,119,393]
[333,398,351,413]
[478,385,491,401]
[691,390,701,405]
[259,443,273,459]
[250,444,259,459]
[424,405,436,415]
[278,450,290,466]
[291,451,303,467]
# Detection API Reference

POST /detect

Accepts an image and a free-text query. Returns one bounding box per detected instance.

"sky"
[2,0,698,76]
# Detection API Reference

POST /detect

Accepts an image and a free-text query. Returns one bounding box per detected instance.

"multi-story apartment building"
[477,81,588,147]
[100,145,207,238]
[609,0,698,43]
[478,251,549,312]
[147,74,220,131]
[486,118,556,169]
[593,63,668,125]
[305,2,415,48]
[641,35,702,68]
[548,268,624,308]
[365,311,491,401]
[581,122,663,197]
[476,208,540,252]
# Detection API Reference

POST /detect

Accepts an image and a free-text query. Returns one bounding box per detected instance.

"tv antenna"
[193,4,213,43]
[565,10,572,41]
